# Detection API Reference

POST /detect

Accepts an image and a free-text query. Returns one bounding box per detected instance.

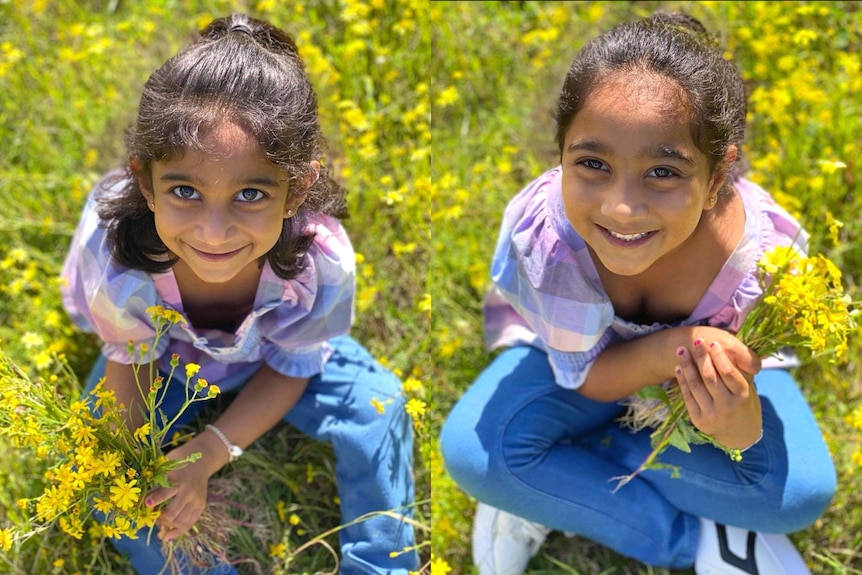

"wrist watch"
[205,424,243,462]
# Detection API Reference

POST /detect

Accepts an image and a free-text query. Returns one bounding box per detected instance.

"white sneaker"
[695,517,811,575]
[472,502,552,575]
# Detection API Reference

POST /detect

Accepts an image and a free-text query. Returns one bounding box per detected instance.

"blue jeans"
[440,345,835,569]
[84,335,417,575]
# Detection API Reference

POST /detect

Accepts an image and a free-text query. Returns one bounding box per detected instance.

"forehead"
[587,70,690,120]
[158,121,267,166]
[564,70,699,156]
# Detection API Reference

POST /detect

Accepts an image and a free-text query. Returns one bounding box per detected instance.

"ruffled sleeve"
[257,213,355,378]
[485,167,615,389]
[693,178,808,334]
[60,178,165,364]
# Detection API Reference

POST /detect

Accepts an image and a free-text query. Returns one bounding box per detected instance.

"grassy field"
[0,1,860,574]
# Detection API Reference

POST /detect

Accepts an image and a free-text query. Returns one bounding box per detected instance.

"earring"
[706,195,717,208]
[149,202,155,210]
[286,209,293,216]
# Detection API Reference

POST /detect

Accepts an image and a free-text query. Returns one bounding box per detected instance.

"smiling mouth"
[605,228,651,242]
[191,246,244,260]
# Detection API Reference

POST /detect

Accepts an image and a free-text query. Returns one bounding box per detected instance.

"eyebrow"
[158,172,282,188]
[565,140,696,166]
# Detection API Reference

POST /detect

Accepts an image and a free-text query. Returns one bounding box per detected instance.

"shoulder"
[259,212,355,322]
[703,177,807,331]
[489,167,612,352]
[303,212,356,284]
[736,177,808,253]
[493,166,599,293]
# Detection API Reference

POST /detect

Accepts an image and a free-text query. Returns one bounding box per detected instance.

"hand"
[145,444,211,543]
[688,326,762,377]
[675,338,762,449]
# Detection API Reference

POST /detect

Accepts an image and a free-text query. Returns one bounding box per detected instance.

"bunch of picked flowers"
[0,306,219,553]
[614,245,857,490]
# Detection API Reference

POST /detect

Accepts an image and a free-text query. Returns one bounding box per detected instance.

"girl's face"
[560,73,725,277]
[142,122,307,285]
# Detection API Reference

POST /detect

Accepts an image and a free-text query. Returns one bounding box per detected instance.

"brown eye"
[649,167,677,178]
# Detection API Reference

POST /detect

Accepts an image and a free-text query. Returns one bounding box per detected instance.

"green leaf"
[667,425,692,453]
[679,420,710,445]
[637,385,670,405]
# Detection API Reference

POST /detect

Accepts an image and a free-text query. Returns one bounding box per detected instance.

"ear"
[137,171,155,211]
[705,145,738,210]
[283,160,318,218]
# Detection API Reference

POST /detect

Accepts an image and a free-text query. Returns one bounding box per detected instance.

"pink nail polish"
[694,338,703,347]
[146,498,153,507]
[677,347,686,357]
[709,341,717,349]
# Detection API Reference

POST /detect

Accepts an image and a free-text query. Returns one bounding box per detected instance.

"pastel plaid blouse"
[485,167,807,390]
[61,173,355,392]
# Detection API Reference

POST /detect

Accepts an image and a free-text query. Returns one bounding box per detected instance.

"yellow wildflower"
[109,476,141,511]
[402,377,424,395]
[431,556,452,575]
[134,422,151,443]
[405,399,426,425]
[270,542,287,557]
[185,363,201,379]
[93,497,113,515]
[0,528,12,551]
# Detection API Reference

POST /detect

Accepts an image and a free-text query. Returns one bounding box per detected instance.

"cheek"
[152,212,186,243]
[258,216,287,245]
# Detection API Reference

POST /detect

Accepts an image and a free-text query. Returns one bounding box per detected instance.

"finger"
[676,346,711,405]
[707,341,750,397]
[145,485,178,509]
[156,493,193,526]
[736,345,762,376]
[675,364,701,420]
[159,504,203,542]
[690,338,720,392]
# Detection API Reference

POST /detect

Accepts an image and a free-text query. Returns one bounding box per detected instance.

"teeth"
[608,229,648,241]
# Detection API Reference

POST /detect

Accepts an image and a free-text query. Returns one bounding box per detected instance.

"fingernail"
[694,338,703,347]
[674,366,683,376]
[709,341,717,349]
[146,498,153,507]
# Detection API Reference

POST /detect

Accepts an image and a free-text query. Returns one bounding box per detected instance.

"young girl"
[61,14,417,575]
[441,11,835,575]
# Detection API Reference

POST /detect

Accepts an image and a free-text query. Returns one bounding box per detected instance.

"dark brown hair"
[99,13,347,279]
[555,11,747,186]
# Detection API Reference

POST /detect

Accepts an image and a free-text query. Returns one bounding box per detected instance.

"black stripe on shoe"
[717,523,759,575]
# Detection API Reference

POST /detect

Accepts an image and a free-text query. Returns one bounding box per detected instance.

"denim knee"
[441,404,500,504]
[765,462,836,533]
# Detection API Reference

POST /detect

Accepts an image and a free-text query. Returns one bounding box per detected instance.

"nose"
[602,178,647,220]
[194,204,235,245]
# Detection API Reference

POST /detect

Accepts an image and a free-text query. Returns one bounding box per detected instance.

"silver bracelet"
[740,429,764,453]
[205,424,243,462]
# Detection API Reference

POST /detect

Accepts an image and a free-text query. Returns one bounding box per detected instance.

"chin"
[600,260,652,277]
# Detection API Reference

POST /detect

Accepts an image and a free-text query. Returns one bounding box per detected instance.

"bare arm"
[104,359,148,430]
[146,364,308,542]
[577,325,761,402]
